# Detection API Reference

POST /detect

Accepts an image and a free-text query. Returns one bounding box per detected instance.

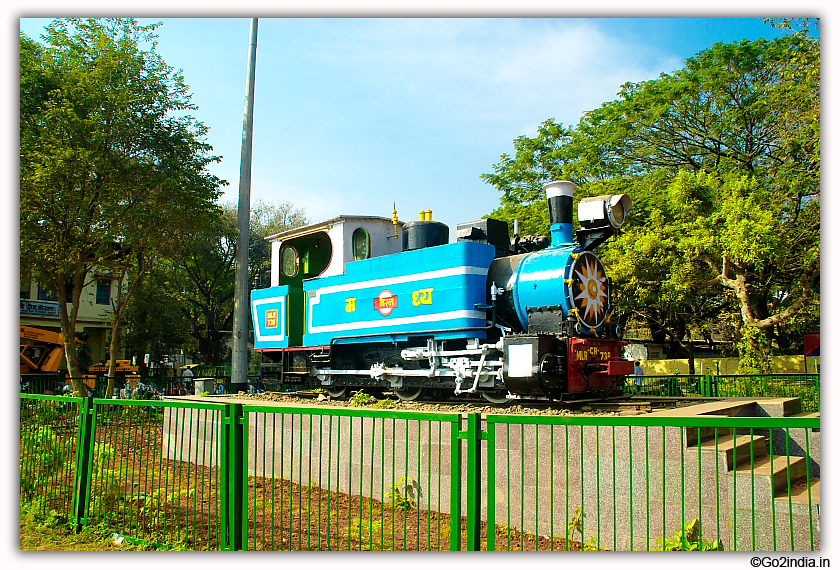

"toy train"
[251,181,635,401]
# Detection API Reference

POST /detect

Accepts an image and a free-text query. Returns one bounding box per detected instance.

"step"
[697,433,768,470]
[735,455,807,494]
[776,477,820,506]
[786,411,820,419]
[685,423,733,447]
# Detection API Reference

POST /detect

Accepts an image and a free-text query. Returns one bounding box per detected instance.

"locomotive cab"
[254,216,405,347]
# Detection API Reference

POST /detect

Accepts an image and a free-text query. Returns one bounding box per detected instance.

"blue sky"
[18,17,809,234]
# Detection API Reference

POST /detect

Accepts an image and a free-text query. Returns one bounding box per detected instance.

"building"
[20,273,120,367]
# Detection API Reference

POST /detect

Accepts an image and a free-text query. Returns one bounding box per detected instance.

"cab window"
[281,246,299,278]
[352,227,371,261]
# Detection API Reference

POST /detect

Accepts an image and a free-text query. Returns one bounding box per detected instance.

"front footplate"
[501,335,566,397]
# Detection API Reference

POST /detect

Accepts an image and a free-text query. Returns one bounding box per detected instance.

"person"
[173,380,187,396]
[183,366,195,380]
[633,361,644,396]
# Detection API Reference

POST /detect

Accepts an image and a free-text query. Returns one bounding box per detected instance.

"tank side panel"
[303,242,495,346]
[252,285,291,349]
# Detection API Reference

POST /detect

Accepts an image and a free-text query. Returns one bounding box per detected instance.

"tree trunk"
[105,258,146,398]
[106,325,120,398]
[687,340,695,375]
[56,265,87,396]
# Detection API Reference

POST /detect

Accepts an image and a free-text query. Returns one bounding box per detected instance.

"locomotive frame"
[252,181,634,402]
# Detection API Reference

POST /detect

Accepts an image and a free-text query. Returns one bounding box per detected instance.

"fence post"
[220,403,248,550]
[449,415,462,551]
[72,396,96,533]
[457,413,483,551]
[701,374,711,397]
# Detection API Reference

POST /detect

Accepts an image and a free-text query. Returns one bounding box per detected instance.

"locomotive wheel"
[394,387,423,401]
[481,390,511,404]
[324,386,347,399]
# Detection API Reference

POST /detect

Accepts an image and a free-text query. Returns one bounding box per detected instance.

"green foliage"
[137,200,308,366]
[20,18,224,384]
[654,519,723,551]
[26,399,67,425]
[483,32,820,366]
[371,398,395,409]
[385,476,417,511]
[20,497,65,530]
[566,505,586,538]
[350,390,376,407]
[20,424,67,497]
[566,506,601,550]
[121,268,191,364]
[345,517,391,550]
[737,326,770,374]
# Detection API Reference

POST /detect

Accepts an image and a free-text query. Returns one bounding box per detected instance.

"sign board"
[20,300,59,317]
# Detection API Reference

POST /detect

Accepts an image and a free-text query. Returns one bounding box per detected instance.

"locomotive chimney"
[543,180,576,247]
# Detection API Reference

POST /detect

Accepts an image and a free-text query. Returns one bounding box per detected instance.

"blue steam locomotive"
[251,181,634,401]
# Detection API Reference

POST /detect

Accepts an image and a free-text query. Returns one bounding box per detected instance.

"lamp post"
[232,18,259,388]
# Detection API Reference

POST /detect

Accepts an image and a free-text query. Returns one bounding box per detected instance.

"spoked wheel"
[481,390,511,404]
[324,385,347,399]
[394,387,424,401]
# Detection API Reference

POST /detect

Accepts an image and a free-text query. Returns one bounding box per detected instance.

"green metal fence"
[19,394,820,551]
[241,405,464,550]
[632,375,706,397]
[20,394,85,523]
[715,374,820,412]
[484,415,820,551]
[634,374,820,411]
[24,372,821,411]
[82,399,230,550]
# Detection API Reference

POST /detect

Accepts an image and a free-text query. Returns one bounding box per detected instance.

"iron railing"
[19,393,820,551]
[484,414,819,551]
[714,374,820,412]
[632,374,820,412]
[19,394,85,523]
[242,405,463,550]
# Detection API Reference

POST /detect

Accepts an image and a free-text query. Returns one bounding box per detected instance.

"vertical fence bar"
[486,420,496,551]
[220,403,247,550]
[72,396,95,532]
[449,415,462,551]
[464,413,482,551]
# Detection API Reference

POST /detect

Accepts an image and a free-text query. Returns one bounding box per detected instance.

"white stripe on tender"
[313,265,487,296]
[307,309,486,335]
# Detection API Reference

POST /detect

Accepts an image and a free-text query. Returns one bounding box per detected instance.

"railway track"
[234,389,706,416]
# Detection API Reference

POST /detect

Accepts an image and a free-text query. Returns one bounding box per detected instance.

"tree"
[482,31,819,370]
[20,19,223,395]
[120,266,192,369]
[140,200,308,366]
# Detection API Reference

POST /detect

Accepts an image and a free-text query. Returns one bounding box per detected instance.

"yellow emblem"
[412,288,433,306]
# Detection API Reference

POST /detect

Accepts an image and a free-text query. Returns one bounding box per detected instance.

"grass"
[19,504,151,551]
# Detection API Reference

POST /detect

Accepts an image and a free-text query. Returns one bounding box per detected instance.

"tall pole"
[232,18,259,389]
